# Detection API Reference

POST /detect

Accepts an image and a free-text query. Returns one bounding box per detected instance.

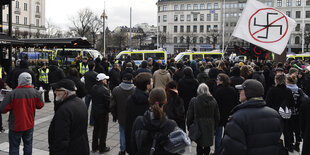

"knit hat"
[235,79,264,99]
[51,79,76,91]
[238,62,244,67]
[289,67,298,75]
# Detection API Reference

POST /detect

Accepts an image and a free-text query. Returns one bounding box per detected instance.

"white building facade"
[1,0,46,38]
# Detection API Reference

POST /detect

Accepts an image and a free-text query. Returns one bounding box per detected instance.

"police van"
[116,50,167,65]
[174,50,223,62]
[54,49,103,64]
[287,53,310,61]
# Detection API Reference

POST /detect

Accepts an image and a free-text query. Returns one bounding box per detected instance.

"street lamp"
[101,10,108,57]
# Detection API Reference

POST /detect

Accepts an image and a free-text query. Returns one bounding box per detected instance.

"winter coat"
[173,68,184,82]
[90,82,110,116]
[251,71,266,88]
[48,65,65,84]
[125,88,150,154]
[213,84,239,126]
[84,70,98,94]
[230,76,244,88]
[220,99,283,155]
[66,76,86,98]
[48,95,89,155]
[265,84,294,111]
[131,110,178,155]
[6,67,37,89]
[108,68,121,91]
[303,74,310,96]
[300,96,310,155]
[121,67,135,80]
[197,71,209,84]
[94,63,105,73]
[110,82,135,126]
[136,67,152,76]
[187,94,220,147]
[153,69,171,89]
[286,84,301,115]
[178,76,199,113]
[163,90,186,131]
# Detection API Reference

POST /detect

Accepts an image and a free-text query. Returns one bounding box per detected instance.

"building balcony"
[35,12,40,18]
[14,8,20,14]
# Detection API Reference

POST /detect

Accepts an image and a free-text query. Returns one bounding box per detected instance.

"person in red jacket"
[0,72,44,155]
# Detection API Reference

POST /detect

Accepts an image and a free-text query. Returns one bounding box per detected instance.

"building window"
[181,4,185,10]
[158,16,160,23]
[36,5,40,13]
[286,11,291,17]
[200,4,205,9]
[187,4,191,10]
[36,19,39,26]
[306,24,310,31]
[214,25,218,32]
[199,37,204,43]
[187,14,191,21]
[174,5,178,10]
[296,11,301,18]
[180,36,184,43]
[207,3,212,9]
[24,17,27,25]
[200,14,204,21]
[306,11,310,18]
[163,26,167,33]
[174,26,178,32]
[277,0,282,7]
[193,14,198,21]
[174,37,178,43]
[214,13,218,21]
[286,0,291,6]
[187,25,190,32]
[174,15,178,21]
[180,25,184,32]
[296,24,300,31]
[163,15,167,22]
[163,5,167,11]
[207,25,211,32]
[207,14,211,21]
[193,37,197,44]
[16,16,19,24]
[214,3,219,9]
[295,36,300,44]
[180,15,184,21]
[24,3,27,11]
[200,25,204,32]
[16,1,19,8]
[193,4,198,10]
[158,6,160,12]
[307,0,310,5]
[296,0,301,6]
[193,25,197,32]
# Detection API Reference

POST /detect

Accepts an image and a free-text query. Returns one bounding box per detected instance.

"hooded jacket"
[178,75,199,113]
[153,69,171,89]
[110,82,135,126]
[125,88,150,154]
[0,72,44,131]
[6,64,37,89]
[131,110,178,155]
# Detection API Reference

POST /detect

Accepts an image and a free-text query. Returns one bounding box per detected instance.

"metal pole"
[103,12,106,57]
[130,7,132,50]
[302,0,305,53]
[288,0,292,53]
[222,0,225,55]
[8,0,12,70]
[0,3,3,33]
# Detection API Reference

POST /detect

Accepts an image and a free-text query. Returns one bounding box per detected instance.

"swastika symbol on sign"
[253,13,283,39]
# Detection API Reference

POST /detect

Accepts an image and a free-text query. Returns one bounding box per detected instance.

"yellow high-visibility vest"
[0,67,2,79]
[38,68,49,84]
[79,63,89,75]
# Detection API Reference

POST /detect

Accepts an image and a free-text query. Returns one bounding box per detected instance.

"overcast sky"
[46,0,158,31]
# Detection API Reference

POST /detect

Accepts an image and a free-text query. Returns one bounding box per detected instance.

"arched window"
[295,36,300,44]
[199,37,204,43]
[180,36,184,43]
[174,37,178,43]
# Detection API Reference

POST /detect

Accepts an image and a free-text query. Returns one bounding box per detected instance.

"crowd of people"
[0,55,310,155]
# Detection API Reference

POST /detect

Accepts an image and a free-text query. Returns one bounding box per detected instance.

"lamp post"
[101,10,108,57]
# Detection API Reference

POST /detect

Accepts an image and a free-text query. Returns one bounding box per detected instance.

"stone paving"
[0,91,302,155]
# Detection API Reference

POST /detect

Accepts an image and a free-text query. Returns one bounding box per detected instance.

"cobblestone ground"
[0,91,301,155]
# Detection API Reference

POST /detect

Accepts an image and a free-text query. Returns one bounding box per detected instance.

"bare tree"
[112,31,128,51]
[69,8,94,37]
[45,19,63,38]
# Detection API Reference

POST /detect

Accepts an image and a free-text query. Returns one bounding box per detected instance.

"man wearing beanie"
[220,79,283,155]
[0,72,44,155]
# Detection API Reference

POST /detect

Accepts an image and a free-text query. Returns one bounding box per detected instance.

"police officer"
[79,57,89,76]
[38,63,51,103]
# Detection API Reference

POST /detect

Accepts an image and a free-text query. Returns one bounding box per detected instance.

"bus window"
[58,50,80,59]
[204,54,222,60]
[144,53,165,60]
[304,57,310,61]
[295,56,303,60]
[131,53,143,60]
[83,51,92,59]
[182,55,190,61]
[193,54,203,61]
[119,54,128,61]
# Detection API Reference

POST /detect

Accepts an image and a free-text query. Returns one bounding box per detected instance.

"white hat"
[96,73,109,81]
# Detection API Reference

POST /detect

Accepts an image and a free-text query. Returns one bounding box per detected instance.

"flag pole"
[222,0,226,56]
[302,0,305,53]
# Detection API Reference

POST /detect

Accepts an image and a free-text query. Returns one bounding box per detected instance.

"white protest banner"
[232,0,296,55]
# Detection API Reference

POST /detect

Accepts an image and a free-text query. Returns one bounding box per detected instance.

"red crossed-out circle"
[248,8,289,43]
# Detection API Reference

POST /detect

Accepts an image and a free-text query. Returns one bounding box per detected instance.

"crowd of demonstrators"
[3,54,310,155]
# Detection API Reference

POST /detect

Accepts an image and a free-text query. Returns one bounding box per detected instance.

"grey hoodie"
[119,82,135,91]
[18,72,32,86]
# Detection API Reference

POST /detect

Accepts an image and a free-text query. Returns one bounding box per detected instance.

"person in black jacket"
[136,61,152,76]
[299,91,310,155]
[173,61,185,82]
[213,73,238,155]
[49,79,89,155]
[108,63,121,91]
[94,57,105,73]
[220,79,283,155]
[131,88,178,155]
[125,72,153,155]
[66,68,86,98]
[90,73,111,153]
[230,66,244,88]
[164,81,185,131]
[178,67,199,114]
[205,68,219,95]
[48,60,65,99]
[266,73,295,152]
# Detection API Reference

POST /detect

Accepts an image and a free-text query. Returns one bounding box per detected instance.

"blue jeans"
[85,94,94,126]
[214,126,223,155]
[119,125,126,152]
[9,128,33,155]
